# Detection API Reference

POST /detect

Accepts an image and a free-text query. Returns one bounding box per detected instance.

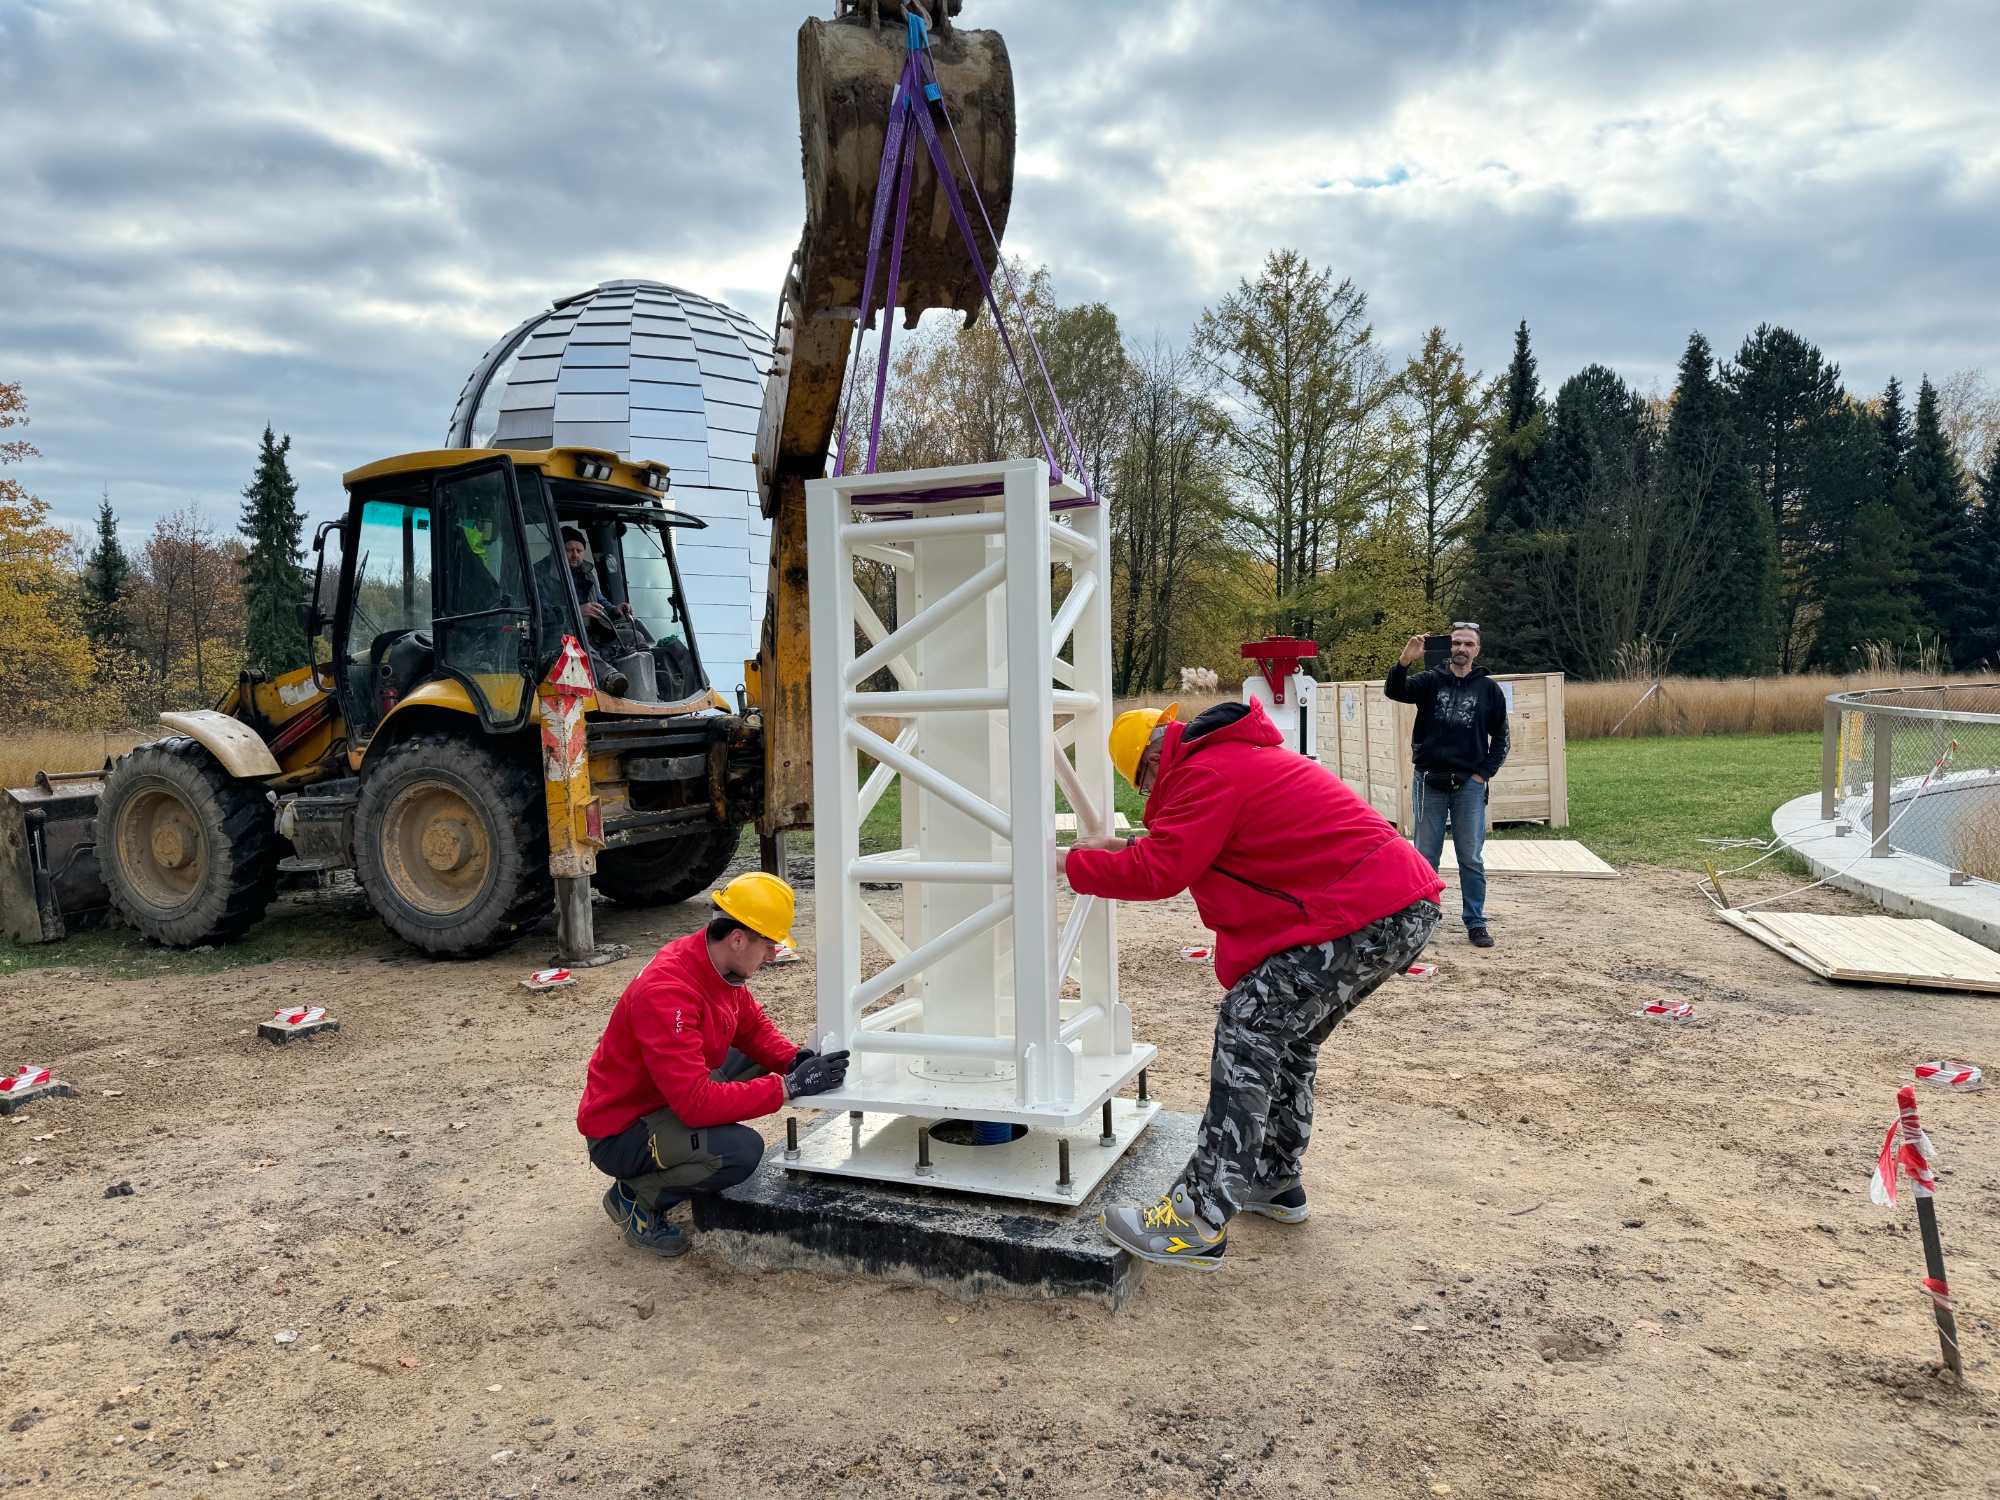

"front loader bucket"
[0,771,111,944]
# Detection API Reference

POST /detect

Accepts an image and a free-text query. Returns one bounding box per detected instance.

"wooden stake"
[1705,858,1730,910]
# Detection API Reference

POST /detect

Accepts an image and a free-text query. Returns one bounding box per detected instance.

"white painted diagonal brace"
[1049,570,1097,662]
[850,891,1014,1012]
[858,724,918,821]
[1051,745,1104,837]
[848,583,917,690]
[1054,894,1095,992]
[855,896,911,961]
[846,555,1006,688]
[847,719,1012,841]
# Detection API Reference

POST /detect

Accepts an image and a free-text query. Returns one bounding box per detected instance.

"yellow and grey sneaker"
[1100,1184,1228,1270]
[1242,1176,1309,1224]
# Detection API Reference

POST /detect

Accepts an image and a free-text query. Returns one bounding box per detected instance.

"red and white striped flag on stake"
[1870,1084,1962,1376]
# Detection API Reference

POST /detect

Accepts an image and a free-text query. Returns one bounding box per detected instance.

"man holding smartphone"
[1384,623,1510,948]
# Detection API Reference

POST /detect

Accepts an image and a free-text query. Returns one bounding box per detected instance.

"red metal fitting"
[1239,636,1319,704]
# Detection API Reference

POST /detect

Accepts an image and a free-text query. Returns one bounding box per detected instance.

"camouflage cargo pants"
[1176,899,1440,1227]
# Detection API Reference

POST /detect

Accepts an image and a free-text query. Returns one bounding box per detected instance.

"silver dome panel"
[447,279,775,696]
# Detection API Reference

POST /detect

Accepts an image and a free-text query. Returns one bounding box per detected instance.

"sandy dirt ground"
[2,855,1998,1500]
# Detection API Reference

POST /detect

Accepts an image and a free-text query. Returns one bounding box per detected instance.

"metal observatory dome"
[445,278,775,697]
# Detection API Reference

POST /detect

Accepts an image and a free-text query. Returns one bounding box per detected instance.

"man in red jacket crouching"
[1061,698,1443,1270]
[576,871,849,1258]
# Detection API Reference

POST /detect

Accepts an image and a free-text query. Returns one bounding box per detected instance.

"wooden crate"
[1325,672,1568,833]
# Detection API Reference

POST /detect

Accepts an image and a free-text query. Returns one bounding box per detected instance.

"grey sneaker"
[1100,1184,1228,1270]
[602,1182,688,1258]
[1242,1176,1309,1224]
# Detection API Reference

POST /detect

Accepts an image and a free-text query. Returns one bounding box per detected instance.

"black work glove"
[784,1049,850,1099]
[790,1047,816,1073]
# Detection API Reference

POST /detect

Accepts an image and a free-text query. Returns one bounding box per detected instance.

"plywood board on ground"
[1436,839,1619,879]
[1719,910,2000,993]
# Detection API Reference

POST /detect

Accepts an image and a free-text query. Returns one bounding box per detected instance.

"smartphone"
[1423,635,1453,671]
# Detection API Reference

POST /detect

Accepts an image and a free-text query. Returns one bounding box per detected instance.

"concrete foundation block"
[691,1108,1199,1309]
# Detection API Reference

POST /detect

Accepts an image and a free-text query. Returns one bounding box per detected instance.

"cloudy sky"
[3,0,1997,543]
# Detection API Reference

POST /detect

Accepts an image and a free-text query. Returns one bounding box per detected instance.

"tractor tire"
[593,825,743,909]
[98,737,282,948]
[353,736,552,958]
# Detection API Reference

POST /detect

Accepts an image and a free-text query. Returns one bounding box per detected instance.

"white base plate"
[807,1042,1158,1129]
[785,1097,1162,1206]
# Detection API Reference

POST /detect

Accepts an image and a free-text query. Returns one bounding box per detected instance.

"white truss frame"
[804,458,1155,1137]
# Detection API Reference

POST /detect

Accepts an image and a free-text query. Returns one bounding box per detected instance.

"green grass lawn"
[1491,732,1819,870]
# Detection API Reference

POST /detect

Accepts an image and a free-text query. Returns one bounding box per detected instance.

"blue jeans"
[1412,774,1487,929]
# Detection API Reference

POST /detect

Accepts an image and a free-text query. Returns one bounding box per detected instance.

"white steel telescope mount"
[794,458,1158,1205]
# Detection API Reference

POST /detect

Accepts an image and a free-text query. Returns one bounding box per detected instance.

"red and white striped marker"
[520,968,578,992]
[1400,963,1439,982]
[1871,1084,1961,1376]
[0,1064,74,1115]
[1179,945,1213,963]
[0,1065,52,1093]
[1633,1000,1696,1024]
[258,1005,340,1044]
[1913,1060,1984,1092]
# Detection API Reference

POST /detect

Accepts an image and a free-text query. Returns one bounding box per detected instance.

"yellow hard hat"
[1108,702,1179,789]
[710,870,795,944]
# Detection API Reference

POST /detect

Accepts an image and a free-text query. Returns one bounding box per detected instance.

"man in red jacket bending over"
[1061,698,1442,1270]
[576,871,849,1258]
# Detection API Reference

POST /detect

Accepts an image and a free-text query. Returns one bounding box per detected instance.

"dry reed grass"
[1953,798,2000,883]
[1110,691,1241,721]
[0,729,150,790]
[1119,672,2000,741]
[1565,672,2000,738]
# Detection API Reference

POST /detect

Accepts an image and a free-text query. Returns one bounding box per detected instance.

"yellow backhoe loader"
[0,2,1015,960]
[3,447,763,959]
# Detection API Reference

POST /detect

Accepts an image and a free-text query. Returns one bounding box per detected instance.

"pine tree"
[82,488,130,647]
[1904,376,1970,657]
[1954,440,2000,670]
[1877,375,1909,482]
[238,426,308,675]
[1812,500,1923,664]
[1722,326,1845,669]
[1664,333,1776,676]
[1484,321,1545,531]
[1456,321,1551,669]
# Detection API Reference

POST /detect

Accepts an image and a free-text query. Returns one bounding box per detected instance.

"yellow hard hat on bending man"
[709,870,795,944]
[1108,702,1179,789]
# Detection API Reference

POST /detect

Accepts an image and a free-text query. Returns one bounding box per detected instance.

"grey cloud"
[2,0,1996,545]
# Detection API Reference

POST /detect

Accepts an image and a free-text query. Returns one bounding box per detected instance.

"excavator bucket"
[796,6,1015,332]
[754,4,1017,840]
[0,771,111,944]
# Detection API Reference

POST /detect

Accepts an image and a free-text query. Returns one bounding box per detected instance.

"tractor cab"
[311,448,712,751]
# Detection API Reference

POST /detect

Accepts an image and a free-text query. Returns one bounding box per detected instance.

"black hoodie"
[1382,662,1510,780]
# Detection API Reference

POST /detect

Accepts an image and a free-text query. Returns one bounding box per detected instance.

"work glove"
[790,1046,816,1073]
[783,1049,850,1100]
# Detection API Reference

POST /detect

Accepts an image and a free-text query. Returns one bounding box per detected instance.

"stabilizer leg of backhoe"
[553,874,629,970]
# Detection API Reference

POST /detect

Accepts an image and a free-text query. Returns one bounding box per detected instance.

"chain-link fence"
[1822,685,2000,879]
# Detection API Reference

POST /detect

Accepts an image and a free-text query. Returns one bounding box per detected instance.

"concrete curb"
[1772,791,2000,952]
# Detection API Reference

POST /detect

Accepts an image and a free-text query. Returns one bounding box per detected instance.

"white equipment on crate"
[800,458,1158,1204]
[1239,636,1319,759]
